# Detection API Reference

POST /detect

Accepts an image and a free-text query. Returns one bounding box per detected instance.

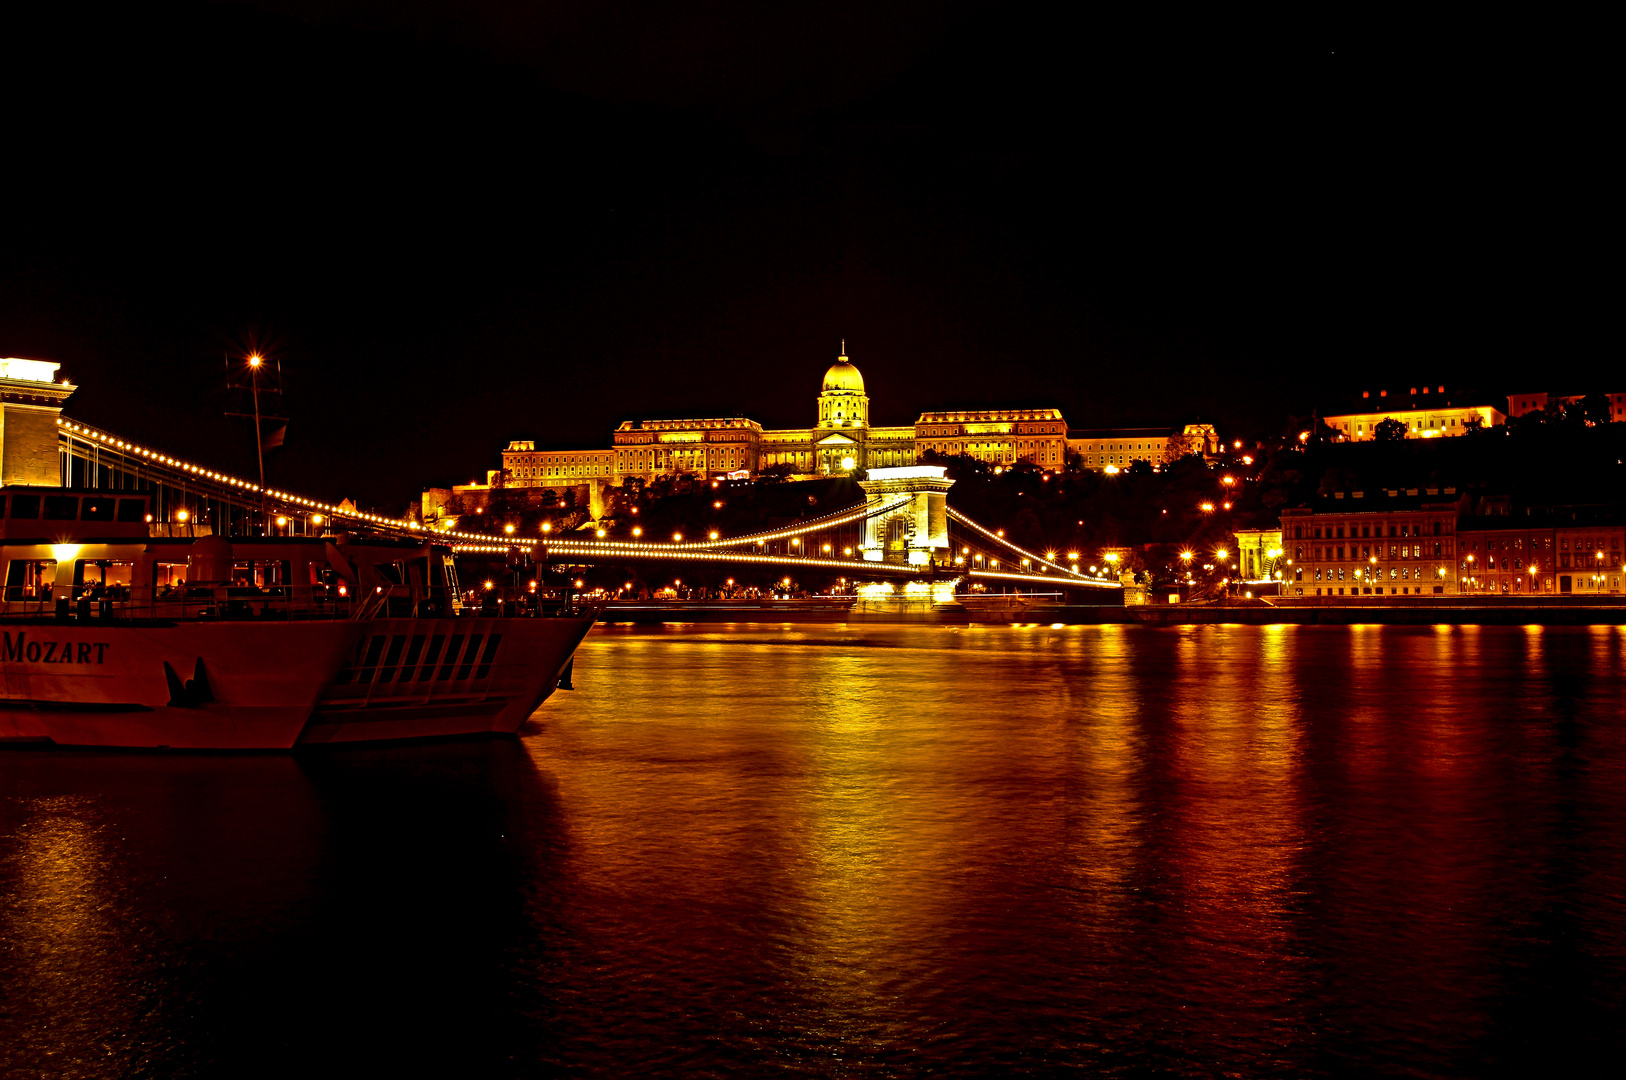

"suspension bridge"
[52,418,1118,594]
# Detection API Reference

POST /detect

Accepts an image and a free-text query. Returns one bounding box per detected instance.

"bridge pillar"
[1,359,75,487]
[858,465,954,565]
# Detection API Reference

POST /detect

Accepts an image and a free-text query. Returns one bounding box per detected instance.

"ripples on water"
[3,625,1624,1077]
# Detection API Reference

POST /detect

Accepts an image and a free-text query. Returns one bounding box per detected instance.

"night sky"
[2,4,1601,511]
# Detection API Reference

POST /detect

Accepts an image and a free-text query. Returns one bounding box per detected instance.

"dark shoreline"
[598,599,1626,626]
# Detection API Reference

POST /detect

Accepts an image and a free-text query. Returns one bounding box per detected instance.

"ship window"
[10,494,41,519]
[375,635,409,683]
[397,634,428,682]
[474,634,501,680]
[117,498,146,523]
[0,496,5,516]
[231,561,291,595]
[74,560,134,593]
[154,563,188,591]
[417,635,447,681]
[437,635,465,680]
[44,496,78,521]
[4,559,56,600]
[81,497,116,521]
[456,634,483,681]
[354,635,388,684]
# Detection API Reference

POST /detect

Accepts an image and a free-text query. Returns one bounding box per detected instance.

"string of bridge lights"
[57,417,1111,586]
[687,495,914,548]
[57,417,428,532]
[945,507,1082,577]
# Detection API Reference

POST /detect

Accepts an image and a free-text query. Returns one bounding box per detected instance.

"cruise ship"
[0,486,595,749]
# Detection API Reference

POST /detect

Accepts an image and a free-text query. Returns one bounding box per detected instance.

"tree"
[758,463,794,483]
[1583,392,1614,426]
[1374,416,1408,442]
[919,449,990,479]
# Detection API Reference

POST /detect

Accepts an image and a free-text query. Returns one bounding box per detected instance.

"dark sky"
[1,4,1603,511]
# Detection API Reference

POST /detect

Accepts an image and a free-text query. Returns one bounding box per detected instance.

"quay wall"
[597,598,1626,626]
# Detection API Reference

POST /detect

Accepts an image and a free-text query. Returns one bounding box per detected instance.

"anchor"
[163,658,215,707]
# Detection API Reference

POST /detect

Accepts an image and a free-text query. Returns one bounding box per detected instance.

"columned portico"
[858,465,953,565]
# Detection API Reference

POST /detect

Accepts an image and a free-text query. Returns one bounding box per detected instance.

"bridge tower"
[858,465,954,565]
[0,358,76,486]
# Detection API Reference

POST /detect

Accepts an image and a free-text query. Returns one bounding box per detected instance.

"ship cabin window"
[0,496,6,516]
[9,494,40,519]
[44,496,78,521]
[230,561,292,596]
[73,560,134,598]
[80,497,116,522]
[4,559,57,600]
[118,498,147,523]
[372,562,406,586]
[154,563,188,594]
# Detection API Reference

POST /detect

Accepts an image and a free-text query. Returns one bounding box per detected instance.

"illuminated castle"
[489,345,1214,497]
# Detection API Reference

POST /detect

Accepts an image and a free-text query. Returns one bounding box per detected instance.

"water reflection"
[2,625,1624,1076]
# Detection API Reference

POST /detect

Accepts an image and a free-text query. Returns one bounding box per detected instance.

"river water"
[3,624,1624,1077]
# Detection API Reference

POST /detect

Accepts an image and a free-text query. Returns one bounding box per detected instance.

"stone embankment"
[598,597,1626,625]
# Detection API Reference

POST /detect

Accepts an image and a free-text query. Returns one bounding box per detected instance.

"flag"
[261,422,286,451]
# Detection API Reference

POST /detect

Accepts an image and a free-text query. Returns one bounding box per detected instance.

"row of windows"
[1348,416,1472,434]
[1313,566,1438,582]
[1309,543,1443,561]
[1558,553,1623,568]
[1312,586,1442,595]
[1298,521,1444,540]
[1,493,149,523]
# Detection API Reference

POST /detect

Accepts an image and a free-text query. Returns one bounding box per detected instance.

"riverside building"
[1279,491,1626,599]
[1278,489,1465,597]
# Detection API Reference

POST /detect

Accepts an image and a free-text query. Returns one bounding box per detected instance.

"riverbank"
[598,597,1626,625]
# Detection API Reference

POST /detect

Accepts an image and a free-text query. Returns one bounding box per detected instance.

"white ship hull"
[0,616,594,750]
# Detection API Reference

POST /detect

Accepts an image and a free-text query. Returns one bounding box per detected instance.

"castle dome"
[822,348,865,393]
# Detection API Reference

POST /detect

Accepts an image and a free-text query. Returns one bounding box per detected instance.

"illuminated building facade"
[1233,528,1284,582]
[1506,392,1626,421]
[486,348,1220,513]
[1279,490,1626,599]
[917,409,1069,469]
[1552,525,1624,593]
[1323,385,1505,441]
[1278,491,1464,597]
[494,348,1105,501]
[1065,425,1220,469]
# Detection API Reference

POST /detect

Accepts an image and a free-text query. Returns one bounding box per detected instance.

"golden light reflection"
[1162,623,1306,1045]
[1,797,128,1064]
